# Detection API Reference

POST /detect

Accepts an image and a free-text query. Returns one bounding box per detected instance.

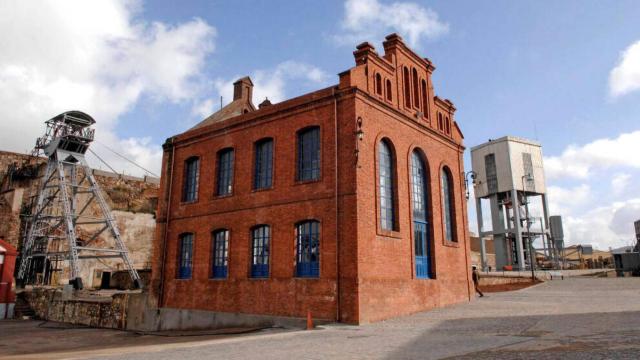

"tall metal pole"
[522,174,535,281]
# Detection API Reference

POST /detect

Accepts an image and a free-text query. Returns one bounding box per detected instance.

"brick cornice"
[353,89,465,152]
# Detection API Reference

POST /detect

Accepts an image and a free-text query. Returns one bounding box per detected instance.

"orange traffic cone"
[306,310,313,330]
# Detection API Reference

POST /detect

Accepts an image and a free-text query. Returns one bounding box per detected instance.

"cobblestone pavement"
[5,277,640,360]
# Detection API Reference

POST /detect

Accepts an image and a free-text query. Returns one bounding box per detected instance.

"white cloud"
[544,131,640,180]
[0,0,216,176]
[542,131,640,249]
[191,98,216,119]
[609,40,640,98]
[562,199,640,250]
[547,184,591,215]
[209,61,330,110]
[335,0,449,48]
[611,173,631,196]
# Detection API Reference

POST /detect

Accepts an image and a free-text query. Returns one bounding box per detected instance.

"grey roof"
[611,245,636,255]
[189,98,255,130]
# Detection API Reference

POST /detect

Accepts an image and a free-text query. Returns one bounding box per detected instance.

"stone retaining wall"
[23,288,132,329]
[21,287,308,331]
[478,275,534,286]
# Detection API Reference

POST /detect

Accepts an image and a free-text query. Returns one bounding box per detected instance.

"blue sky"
[1,0,639,249]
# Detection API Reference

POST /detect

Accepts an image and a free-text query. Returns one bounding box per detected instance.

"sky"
[1,0,639,250]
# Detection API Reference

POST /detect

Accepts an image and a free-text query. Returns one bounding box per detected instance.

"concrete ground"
[2,277,640,359]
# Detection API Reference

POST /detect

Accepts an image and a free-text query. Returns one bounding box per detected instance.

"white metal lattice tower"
[17,111,141,289]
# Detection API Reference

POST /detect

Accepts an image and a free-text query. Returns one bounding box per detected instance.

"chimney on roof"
[259,98,272,109]
[233,77,253,102]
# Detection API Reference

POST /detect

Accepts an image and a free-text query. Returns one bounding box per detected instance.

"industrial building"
[612,220,640,276]
[471,136,562,271]
[562,245,613,269]
[152,34,473,324]
[469,234,496,270]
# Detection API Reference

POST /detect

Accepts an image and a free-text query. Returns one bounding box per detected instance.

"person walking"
[472,265,484,297]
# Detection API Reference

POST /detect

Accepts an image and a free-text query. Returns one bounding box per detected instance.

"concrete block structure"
[152,34,473,324]
[471,136,559,271]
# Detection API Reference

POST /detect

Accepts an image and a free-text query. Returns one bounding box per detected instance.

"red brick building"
[152,34,472,324]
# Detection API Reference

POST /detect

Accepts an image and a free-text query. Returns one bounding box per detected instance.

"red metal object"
[306,310,314,330]
[0,238,17,319]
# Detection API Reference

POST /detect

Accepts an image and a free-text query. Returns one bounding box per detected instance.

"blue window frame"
[379,140,397,231]
[297,127,320,181]
[254,139,273,190]
[441,168,456,242]
[216,148,234,196]
[251,225,270,278]
[411,151,431,278]
[211,229,229,278]
[182,157,199,202]
[295,220,319,277]
[177,233,193,279]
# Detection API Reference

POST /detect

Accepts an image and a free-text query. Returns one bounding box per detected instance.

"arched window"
[254,138,273,190]
[182,157,199,202]
[177,233,193,279]
[211,229,229,278]
[441,167,456,242]
[411,150,431,278]
[403,67,411,108]
[375,73,382,95]
[445,117,451,134]
[438,113,444,131]
[386,79,392,101]
[295,220,320,277]
[412,68,420,108]
[379,139,398,231]
[251,225,270,278]
[297,126,321,181]
[421,79,428,118]
[216,148,234,196]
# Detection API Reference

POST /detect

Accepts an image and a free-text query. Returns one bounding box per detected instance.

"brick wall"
[154,33,472,324]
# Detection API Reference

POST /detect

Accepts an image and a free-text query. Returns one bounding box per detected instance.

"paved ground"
[2,277,640,359]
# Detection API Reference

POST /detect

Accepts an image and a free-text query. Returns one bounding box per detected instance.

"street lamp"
[521,174,535,281]
[464,171,477,200]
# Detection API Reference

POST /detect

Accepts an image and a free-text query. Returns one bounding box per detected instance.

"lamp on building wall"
[464,171,477,200]
[355,117,364,164]
[355,117,364,140]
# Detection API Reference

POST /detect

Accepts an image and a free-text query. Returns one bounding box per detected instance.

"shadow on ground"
[0,320,280,357]
[385,310,640,360]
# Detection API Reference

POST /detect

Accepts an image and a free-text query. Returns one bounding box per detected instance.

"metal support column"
[475,197,488,271]
[56,160,82,287]
[512,189,526,270]
[17,161,55,284]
